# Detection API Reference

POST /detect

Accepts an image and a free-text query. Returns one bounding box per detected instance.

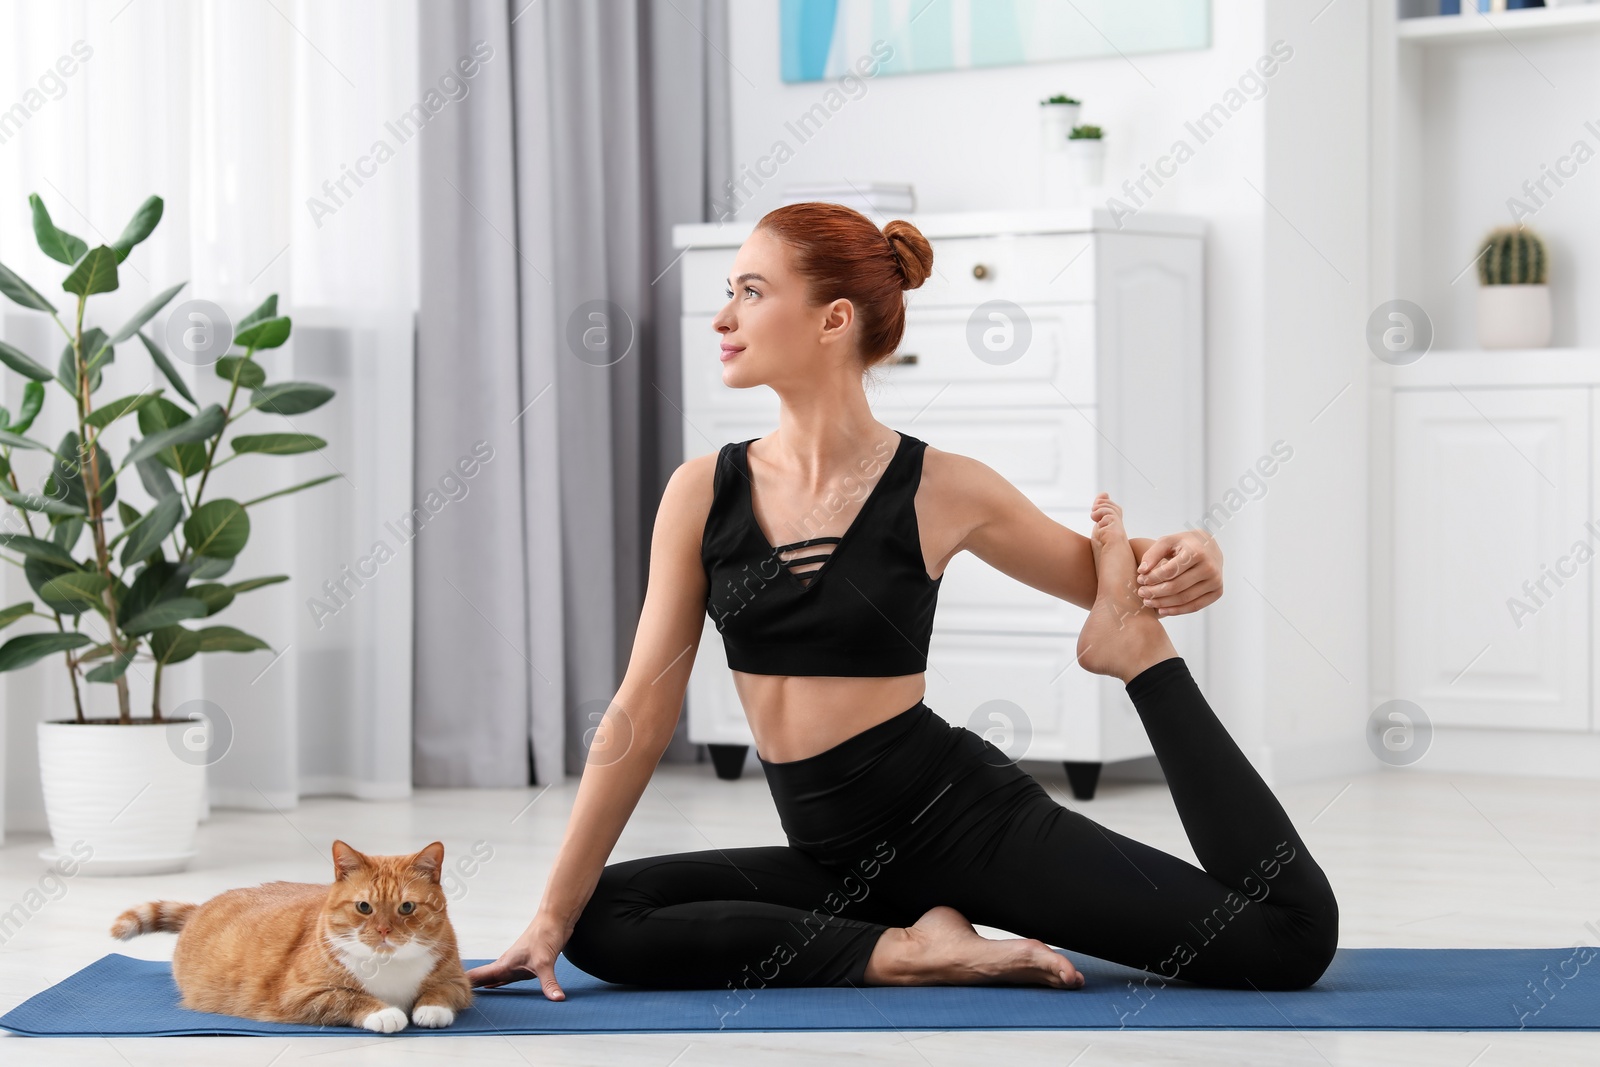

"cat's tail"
[110,900,199,939]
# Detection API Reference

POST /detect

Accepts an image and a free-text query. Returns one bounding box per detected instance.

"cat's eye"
[399,902,415,915]
[355,901,372,914]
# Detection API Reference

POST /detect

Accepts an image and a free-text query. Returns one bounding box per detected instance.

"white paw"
[411,1004,455,1028]
[360,1005,409,1033]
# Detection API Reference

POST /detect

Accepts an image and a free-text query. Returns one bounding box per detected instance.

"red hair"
[754,202,934,371]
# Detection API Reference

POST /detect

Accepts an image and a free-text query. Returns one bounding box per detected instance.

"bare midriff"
[734,671,929,764]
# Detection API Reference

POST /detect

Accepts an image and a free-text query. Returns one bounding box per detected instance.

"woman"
[466,202,1338,1000]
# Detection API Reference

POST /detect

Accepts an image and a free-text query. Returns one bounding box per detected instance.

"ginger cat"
[111,840,473,1032]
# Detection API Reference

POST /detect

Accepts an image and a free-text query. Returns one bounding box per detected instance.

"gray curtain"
[414,0,731,786]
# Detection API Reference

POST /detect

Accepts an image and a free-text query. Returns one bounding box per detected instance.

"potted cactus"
[0,191,337,874]
[1038,93,1082,152]
[1475,225,1552,349]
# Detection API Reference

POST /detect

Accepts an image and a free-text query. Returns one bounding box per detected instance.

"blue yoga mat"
[1,948,1594,1035]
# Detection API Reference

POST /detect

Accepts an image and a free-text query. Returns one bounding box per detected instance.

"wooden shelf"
[1398,5,1600,43]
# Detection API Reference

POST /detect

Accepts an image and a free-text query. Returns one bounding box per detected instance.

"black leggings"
[564,657,1338,999]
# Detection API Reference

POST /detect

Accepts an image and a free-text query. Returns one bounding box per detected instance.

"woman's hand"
[1135,529,1223,615]
[464,912,574,1001]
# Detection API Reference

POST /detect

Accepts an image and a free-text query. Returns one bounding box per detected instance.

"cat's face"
[324,840,450,958]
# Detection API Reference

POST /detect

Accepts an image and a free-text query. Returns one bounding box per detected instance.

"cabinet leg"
[1063,761,1102,801]
[708,744,749,780]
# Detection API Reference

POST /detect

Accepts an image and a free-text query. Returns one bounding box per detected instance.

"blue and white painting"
[780,0,1212,83]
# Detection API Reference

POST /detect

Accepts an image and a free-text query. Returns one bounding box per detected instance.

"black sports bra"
[700,430,942,677]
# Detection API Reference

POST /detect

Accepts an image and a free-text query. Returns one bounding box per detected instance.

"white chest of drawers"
[670,209,1206,798]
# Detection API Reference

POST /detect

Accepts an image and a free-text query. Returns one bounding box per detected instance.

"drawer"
[677,232,1096,316]
[680,305,1095,415]
[911,233,1095,308]
[871,304,1094,408]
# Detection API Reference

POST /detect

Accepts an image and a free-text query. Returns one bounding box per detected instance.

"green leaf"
[149,624,202,666]
[236,294,278,330]
[61,245,120,297]
[189,555,234,579]
[226,575,289,594]
[136,454,179,501]
[39,571,110,614]
[232,315,291,350]
[86,390,161,430]
[110,196,163,263]
[0,429,49,451]
[122,559,190,620]
[183,499,249,559]
[59,327,108,394]
[0,481,85,517]
[216,356,265,390]
[51,432,114,510]
[109,281,186,345]
[85,647,137,683]
[0,260,56,313]
[29,194,87,266]
[117,500,141,527]
[0,533,79,568]
[0,339,55,382]
[231,433,326,456]
[11,382,45,433]
[119,494,182,567]
[24,556,74,601]
[51,515,83,554]
[121,596,207,636]
[0,601,35,630]
[0,631,92,672]
[250,381,333,415]
[194,625,269,653]
[242,474,339,508]
[128,400,223,473]
[188,583,235,615]
[137,330,197,406]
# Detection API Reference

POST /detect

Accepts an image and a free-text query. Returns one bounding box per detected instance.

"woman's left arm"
[941,449,1224,615]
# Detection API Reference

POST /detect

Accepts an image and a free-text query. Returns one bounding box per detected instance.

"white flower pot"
[1476,284,1552,350]
[1039,102,1081,152]
[37,718,209,876]
[1062,139,1106,188]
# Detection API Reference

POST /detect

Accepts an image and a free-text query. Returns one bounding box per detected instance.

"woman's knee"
[1264,890,1340,990]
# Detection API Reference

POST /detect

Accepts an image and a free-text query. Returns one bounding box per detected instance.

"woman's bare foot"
[1075,493,1179,685]
[862,905,1084,989]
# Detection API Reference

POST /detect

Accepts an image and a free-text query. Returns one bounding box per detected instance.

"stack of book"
[779,182,915,215]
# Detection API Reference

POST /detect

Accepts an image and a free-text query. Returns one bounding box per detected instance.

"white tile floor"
[2,761,1598,1064]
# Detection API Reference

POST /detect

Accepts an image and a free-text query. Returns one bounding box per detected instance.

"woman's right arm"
[463,453,716,999]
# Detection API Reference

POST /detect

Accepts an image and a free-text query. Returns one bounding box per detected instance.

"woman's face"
[712,228,853,386]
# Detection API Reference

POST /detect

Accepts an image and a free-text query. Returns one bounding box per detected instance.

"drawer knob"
[972,263,990,279]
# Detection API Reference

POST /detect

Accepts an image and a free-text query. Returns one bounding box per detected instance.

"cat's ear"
[410,841,445,884]
[331,839,367,882]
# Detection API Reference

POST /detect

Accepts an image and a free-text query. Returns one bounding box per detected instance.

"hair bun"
[882,219,933,291]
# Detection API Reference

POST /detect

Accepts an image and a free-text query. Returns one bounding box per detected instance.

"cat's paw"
[360,1005,409,1033]
[411,1004,455,1028]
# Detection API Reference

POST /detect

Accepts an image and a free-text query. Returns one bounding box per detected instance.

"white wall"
[724,1,1372,784]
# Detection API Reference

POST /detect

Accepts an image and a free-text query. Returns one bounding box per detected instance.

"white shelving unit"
[1372,3,1600,779]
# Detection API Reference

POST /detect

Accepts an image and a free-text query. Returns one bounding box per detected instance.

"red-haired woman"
[469,202,1338,1001]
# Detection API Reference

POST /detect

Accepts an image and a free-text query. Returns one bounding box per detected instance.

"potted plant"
[1038,93,1081,152]
[1064,124,1106,187]
[0,191,337,875]
[1475,224,1551,349]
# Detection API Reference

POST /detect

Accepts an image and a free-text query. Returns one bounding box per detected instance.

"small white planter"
[1039,102,1081,153]
[1476,284,1552,350]
[37,717,208,876]
[1062,138,1106,188]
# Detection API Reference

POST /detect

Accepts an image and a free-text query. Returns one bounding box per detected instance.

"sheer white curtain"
[0,0,419,833]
